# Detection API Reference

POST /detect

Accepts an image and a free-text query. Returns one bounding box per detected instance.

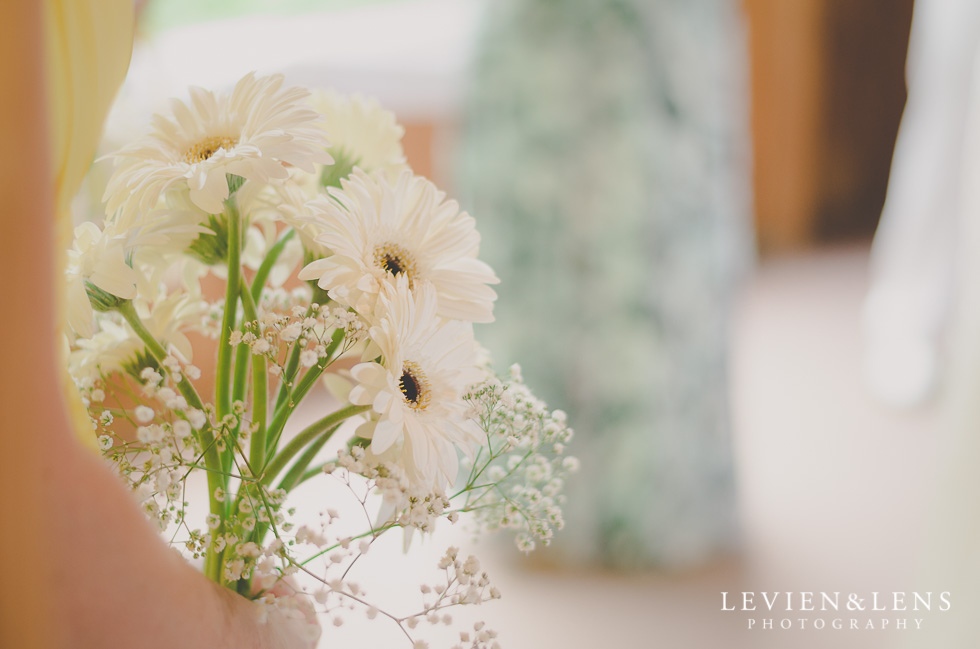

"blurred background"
[95,0,980,646]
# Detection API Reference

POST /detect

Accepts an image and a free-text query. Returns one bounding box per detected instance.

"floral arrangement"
[66,73,577,647]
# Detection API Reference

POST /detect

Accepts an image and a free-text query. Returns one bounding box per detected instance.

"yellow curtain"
[44,0,134,445]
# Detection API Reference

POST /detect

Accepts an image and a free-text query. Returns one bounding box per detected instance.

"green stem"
[245,422,340,553]
[276,424,340,493]
[234,330,355,550]
[272,302,317,415]
[274,342,303,413]
[118,302,216,460]
[239,276,268,475]
[296,461,333,488]
[250,228,295,304]
[246,409,359,550]
[215,200,241,419]
[118,301,225,581]
[261,404,369,487]
[264,327,344,454]
[208,198,241,582]
[231,342,250,412]
[228,341,249,478]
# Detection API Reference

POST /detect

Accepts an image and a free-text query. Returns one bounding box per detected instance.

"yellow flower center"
[184,135,237,164]
[399,361,431,410]
[373,242,418,287]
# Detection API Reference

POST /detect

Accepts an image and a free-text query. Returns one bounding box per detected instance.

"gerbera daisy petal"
[371,418,401,455]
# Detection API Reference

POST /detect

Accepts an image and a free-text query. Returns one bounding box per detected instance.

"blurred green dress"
[457,0,751,567]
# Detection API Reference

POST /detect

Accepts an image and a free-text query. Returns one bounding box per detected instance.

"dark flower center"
[399,370,420,404]
[398,361,430,410]
[381,253,405,276]
[373,242,418,287]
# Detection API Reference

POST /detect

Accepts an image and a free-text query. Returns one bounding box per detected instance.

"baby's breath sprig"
[457,364,579,552]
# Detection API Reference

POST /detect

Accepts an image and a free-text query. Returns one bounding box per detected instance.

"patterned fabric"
[456,0,752,567]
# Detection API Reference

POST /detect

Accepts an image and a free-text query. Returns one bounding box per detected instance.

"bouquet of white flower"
[66,72,577,648]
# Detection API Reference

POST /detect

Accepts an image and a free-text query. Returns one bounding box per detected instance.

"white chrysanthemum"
[298,169,499,323]
[70,291,209,382]
[104,73,332,224]
[65,209,212,337]
[70,319,138,381]
[66,222,140,337]
[349,281,483,488]
[310,90,408,179]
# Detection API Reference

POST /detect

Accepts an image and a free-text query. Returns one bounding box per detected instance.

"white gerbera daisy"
[349,281,483,488]
[104,73,332,224]
[310,90,409,182]
[298,169,499,323]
